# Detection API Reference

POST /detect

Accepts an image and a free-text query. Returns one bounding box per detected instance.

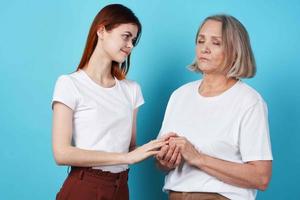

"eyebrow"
[123,31,137,40]
[124,31,133,37]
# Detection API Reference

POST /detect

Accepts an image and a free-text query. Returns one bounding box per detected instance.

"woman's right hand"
[126,138,167,164]
[155,132,182,171]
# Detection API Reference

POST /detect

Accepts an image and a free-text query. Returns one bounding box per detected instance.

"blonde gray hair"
[189,14,256,78]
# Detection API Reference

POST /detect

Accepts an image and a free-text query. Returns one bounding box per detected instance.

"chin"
[115,54,128,63]
[198,64,216,72]
[113,57,126,64]
[198,66,210,72]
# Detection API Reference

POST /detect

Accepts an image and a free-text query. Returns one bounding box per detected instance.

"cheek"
[195,46,201,57]
[213,50,225,63]
[104,36,122,52]
[102,39,112,52]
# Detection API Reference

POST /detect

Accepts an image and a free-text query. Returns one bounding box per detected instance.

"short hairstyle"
[189,14,256,78]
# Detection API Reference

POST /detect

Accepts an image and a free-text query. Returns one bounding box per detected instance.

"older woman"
[156,15,273,200]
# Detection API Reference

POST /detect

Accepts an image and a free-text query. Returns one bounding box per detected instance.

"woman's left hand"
[170,136,202,167]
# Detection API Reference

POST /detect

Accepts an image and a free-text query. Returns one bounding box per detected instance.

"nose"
[201,45,210,53]
[127,40,134,49]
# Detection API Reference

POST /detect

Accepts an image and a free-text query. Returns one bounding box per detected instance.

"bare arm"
[173,137,272,191]
[52,102,165,166]
[197,154,272,190]
[129,109,138,151]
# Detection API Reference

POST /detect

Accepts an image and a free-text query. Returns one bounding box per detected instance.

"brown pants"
[56,167,129,200]
[169,191,230,200]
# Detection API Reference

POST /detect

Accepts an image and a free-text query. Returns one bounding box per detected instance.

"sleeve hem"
[242,156,273,162]
[134,100,145,109]
[51,98,75,111]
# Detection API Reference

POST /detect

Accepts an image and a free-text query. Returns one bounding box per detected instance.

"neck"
[199,74,237,97]
[83,43,114,84]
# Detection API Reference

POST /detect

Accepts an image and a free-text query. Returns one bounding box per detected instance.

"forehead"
[112,23,138,36]
[199,20,222,37]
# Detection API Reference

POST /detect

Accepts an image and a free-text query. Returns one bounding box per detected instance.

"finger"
[175,153,182,166]
[149,138,168,145]
[164,143,176,162]
[172,137,185,142]
[146,138,168,148]
[172,138,187,147]
[169,137,177,146]
[157,158,168,166]
[147,150,161,157]
[161,132,178,141]
[156,145,169,159]
[147,141,166,151]
[168,146,180,165]
[156,145,168,160]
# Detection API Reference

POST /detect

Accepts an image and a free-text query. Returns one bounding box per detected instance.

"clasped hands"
[156,132,202,170]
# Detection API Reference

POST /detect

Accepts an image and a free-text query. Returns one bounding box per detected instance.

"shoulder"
[55,71,79,84]
[119,79,142,90]
[53,72,81,93]
[237,81,266,108]
[55,74,73,86]
[171,80,200,98]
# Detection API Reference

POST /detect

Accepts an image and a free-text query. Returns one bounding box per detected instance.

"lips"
[199,57,209,62]
[121,49,130,56]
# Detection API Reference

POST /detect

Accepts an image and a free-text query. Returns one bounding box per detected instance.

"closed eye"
[213,42,221,46]
[121,34,130,41]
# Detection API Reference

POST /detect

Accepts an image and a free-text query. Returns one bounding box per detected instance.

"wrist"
[193,152,206,169]
[123,152,134,165]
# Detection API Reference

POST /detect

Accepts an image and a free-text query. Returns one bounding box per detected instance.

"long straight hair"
[77,4,142,80]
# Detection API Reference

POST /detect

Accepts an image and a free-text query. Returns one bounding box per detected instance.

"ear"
[97,25,105,39]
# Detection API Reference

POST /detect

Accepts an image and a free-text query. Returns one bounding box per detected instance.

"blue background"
[1,0,299,199]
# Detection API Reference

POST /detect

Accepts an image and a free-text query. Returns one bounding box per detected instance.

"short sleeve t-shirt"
[158,80,272,200]
[52,70,144,172]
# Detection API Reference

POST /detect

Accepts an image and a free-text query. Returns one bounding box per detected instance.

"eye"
[212,40,221,46]
[197,39,205,44]
[121,34,130,41]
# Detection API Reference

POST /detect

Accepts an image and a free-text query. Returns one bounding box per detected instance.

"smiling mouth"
[121,50,130,55]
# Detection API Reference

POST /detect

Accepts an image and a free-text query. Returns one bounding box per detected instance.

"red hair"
[77,4,142,80]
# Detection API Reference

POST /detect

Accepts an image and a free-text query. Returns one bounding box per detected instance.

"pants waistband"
[69,167,129,187]
[169,191,229,200]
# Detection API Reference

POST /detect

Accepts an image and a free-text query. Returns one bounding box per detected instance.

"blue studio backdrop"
[0,0,299,199]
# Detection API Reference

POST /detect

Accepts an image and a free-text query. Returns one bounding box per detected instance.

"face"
[196,20,225,74]
[99,23,138,63]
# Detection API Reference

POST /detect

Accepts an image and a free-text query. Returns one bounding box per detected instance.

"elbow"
[251,161,272,191]
[54,156,65,166]
[53,148,68,166]
[257,175,271,191]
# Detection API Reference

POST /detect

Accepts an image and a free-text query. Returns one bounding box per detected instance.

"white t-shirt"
[52,70,144,173]
[158,80,273,200]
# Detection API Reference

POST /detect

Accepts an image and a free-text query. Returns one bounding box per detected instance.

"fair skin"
[156,20,272,191]
[52,23,167,167]
[156,133,182,171]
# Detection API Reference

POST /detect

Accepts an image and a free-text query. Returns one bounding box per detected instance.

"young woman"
[52,4,166,200]
[156,15,273,200]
